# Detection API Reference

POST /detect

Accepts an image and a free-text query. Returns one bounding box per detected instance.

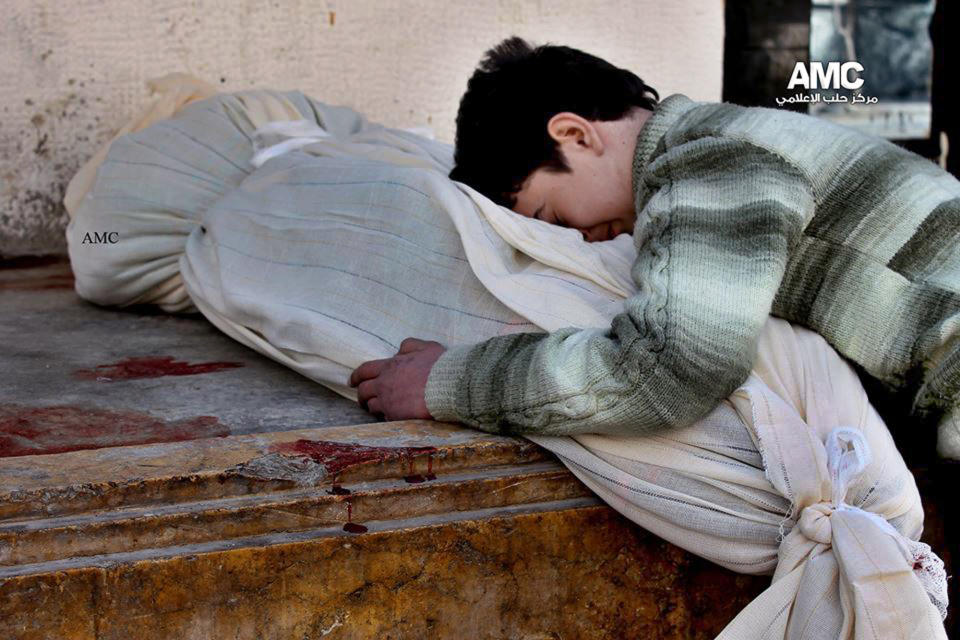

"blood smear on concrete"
[73,356,243,381]
[270,439,436,477]
[0,403,229,457]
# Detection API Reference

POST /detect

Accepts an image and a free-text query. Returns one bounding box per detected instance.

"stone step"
[0,419,770,639]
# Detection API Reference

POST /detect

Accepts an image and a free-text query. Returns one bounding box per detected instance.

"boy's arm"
[424,137,816,436]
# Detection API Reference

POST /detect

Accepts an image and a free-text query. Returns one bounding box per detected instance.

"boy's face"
[512,164,636,243]
[510,111,640,243]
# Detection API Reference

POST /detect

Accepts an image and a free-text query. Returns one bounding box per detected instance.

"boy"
[349,36,960,461]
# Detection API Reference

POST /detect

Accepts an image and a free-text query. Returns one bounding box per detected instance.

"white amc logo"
[787,62,865,90]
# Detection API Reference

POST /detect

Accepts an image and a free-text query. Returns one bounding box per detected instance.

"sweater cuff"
[424,344,475,423]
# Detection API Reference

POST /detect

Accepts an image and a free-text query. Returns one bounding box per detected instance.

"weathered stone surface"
[0,420,548,520]
[0,418,773,638]
[2,506,770,640]
[0,258,377,453]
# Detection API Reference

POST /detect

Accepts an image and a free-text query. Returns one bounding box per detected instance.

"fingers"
[366,396,384,418]
[398,337,430,354]
[356,379,378,411]
[349,358,388,387]
[350,346,425,386]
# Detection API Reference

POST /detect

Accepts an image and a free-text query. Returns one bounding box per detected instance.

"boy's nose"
[582,222,611,243]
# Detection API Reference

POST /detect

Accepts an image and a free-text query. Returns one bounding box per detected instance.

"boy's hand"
[349,338,447,421]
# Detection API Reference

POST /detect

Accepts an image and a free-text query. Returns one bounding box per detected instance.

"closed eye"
[532,204,569,230]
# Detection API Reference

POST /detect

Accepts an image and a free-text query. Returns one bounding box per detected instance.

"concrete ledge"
[0,420,770,639]
[0,420,563,563]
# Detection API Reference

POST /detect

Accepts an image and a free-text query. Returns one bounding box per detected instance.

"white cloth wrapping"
[65,80,948,639]
[527,319,949,639]
[176,113,636,399]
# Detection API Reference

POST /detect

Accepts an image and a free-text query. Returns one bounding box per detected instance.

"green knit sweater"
[424,94,960,447]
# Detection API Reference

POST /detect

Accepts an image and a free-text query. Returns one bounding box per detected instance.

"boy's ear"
[546,112,604,155]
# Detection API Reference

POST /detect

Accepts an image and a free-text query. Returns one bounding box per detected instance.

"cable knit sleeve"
[424,136,816,436]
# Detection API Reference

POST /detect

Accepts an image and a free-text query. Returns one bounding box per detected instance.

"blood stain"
[342,500,368,534]
[0,403,229,457]
[270,439,436,476]
[404,472,437,483]
[402,449,439,483]
[74,356,243,381]
[327,485,351,495]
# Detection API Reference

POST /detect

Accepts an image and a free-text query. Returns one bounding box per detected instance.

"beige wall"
[0,0,724,257]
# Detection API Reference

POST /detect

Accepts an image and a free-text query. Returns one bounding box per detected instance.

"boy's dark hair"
[450,36,659,208]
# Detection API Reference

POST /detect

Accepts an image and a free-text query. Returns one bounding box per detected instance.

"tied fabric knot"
[793,427,949,620]
[796,499,912,547]
[797,427,874,546]
[797,502,834,545]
